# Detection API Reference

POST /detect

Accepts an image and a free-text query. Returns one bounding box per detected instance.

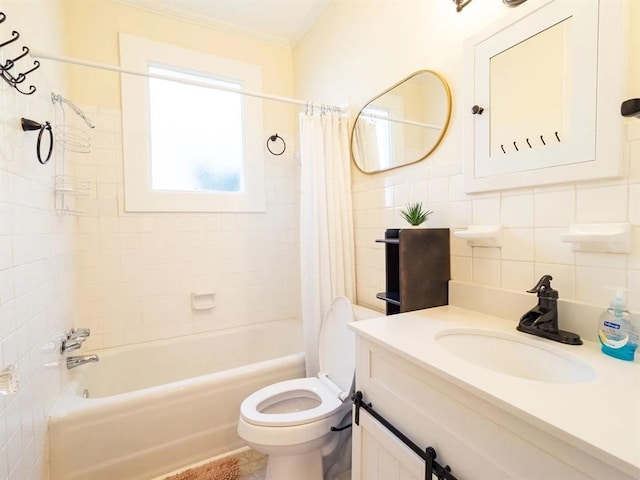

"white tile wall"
[354,123,640,313]
[73,108,302,351]
[0,46,74,480]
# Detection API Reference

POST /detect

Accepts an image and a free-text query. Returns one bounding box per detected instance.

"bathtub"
[48,319,305,480]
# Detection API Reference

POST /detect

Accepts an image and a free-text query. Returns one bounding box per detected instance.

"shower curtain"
[299,110,356,377]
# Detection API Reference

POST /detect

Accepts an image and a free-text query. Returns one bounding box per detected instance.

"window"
[120,34,265,212]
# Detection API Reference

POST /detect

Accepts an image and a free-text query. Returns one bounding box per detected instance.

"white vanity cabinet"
[349,308,639,480]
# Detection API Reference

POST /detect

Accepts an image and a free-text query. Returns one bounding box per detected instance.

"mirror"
[489,20,570,159]
[463,0,624,192]
[351,70,452,174]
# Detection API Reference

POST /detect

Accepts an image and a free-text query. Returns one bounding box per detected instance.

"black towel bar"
[352,391,458,480]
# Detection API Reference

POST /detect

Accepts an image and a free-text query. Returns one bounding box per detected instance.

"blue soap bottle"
[598,289,638,361]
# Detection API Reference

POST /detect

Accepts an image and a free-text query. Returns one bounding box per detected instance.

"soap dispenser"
[598,288,638,361]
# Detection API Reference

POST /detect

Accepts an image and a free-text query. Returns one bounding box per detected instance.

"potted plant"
[400,202,433,227]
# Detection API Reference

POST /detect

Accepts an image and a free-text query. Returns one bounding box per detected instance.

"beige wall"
[57,1,302,350]
[294,0,640,313]
[60,0,294,112]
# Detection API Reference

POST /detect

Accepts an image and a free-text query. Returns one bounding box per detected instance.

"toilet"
[237,296,359,480]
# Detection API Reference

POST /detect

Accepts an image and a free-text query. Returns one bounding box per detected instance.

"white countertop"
[349,305,640,477]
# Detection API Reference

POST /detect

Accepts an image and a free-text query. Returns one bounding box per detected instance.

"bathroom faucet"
[517,275,582,345]
[66,354,99,369]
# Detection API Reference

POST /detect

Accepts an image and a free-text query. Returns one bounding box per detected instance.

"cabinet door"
[463,0,624,193]
[352,409,425,480]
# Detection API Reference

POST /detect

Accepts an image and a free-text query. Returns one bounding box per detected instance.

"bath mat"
[164,450,266,480]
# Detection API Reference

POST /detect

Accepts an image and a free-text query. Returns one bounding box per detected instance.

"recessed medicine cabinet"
[463,0,626,193]
[351,70,452,174]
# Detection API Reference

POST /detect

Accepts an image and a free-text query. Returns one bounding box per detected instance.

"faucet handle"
[68,328,90,340]
[60,339,82,354]
[526,275,557,298]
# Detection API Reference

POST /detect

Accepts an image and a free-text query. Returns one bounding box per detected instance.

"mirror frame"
[463,0,626,193]
[350,70,452,174]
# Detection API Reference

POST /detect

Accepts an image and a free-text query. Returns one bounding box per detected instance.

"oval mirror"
[351,70,452,173]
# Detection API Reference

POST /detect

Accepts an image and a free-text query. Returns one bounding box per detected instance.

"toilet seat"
[240,297,356,429]
[240,377,343,427]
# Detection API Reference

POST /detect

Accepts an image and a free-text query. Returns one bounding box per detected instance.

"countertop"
[349,305,640,477]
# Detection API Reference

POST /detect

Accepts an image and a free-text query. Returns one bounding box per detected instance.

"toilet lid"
[318,296,355,397]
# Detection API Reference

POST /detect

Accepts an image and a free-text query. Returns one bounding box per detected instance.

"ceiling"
[115,0,331,47]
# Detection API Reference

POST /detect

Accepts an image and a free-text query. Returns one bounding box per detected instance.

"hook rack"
[498,131,561,155]
[0,12,40,95]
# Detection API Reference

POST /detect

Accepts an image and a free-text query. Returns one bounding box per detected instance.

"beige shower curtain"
[299,110,356,376]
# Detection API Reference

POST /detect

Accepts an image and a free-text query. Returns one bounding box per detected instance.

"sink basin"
[435,329,595,383]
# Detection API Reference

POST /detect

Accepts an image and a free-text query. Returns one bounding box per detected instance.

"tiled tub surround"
[71,107,301,350]
[354,122,640,313]
[0,2,72,478]
[49,319,304,480]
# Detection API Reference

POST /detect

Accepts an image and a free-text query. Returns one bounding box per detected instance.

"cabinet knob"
[471,105,484,115]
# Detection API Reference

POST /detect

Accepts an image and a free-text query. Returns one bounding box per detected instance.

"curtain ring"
[266,133,286,156]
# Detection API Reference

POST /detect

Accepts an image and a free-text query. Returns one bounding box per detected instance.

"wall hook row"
[0,12,40,95]
[500,131,561,154]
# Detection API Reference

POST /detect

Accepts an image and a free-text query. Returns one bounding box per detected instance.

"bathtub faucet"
[66,354,99,369]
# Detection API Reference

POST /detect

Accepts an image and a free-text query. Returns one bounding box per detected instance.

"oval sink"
[435,329,595,383]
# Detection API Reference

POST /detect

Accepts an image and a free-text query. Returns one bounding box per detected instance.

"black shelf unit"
[376,228,450,315]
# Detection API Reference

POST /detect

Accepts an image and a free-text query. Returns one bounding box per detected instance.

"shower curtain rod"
[30,50,347,112]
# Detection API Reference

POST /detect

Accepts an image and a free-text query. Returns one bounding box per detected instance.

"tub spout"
[67,354,99,369]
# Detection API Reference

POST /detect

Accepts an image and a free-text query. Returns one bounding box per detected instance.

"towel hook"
[0,30,19,49]
[2,45,29,71]
[266,133,286,156]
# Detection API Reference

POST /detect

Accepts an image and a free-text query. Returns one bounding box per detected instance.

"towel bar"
[352,391,459,480]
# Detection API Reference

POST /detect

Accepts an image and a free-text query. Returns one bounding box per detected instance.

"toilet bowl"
[237,296,358,480]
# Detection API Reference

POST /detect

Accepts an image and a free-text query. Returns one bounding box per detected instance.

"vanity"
[349,281,640,480]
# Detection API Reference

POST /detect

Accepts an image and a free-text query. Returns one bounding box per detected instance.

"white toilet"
[237,296,359,480]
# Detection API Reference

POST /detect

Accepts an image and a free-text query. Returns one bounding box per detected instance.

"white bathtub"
[48,319,305,480]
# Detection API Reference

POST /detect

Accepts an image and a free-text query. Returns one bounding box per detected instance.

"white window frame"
[119,33,265,212]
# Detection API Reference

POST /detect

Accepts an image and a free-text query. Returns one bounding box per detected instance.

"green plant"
[400,202,433,226]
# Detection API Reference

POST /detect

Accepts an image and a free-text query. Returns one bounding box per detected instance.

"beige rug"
[164,450,266,480]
